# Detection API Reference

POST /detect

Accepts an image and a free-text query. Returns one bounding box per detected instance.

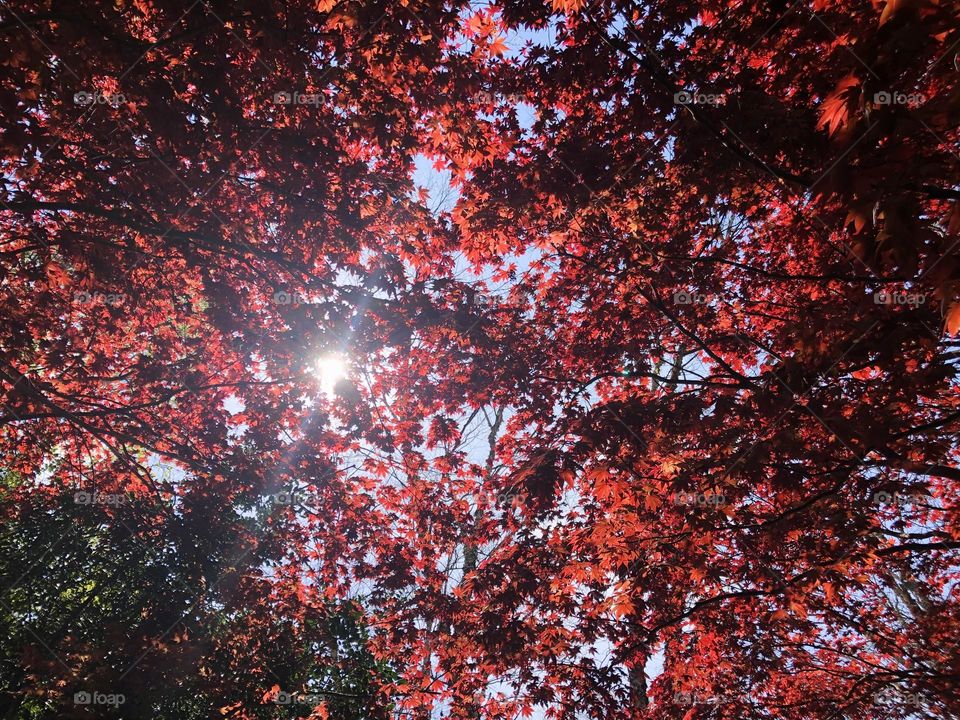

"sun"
[314,354,348,396]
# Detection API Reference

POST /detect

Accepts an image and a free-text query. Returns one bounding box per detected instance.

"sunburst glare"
[313,354,348,397]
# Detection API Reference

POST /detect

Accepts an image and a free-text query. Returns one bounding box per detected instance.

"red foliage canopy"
[1,0,958,718]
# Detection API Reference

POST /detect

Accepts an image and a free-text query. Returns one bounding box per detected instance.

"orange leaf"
[45,262,70,289]
[466,13,485,36]
[488,36,508,57]
[551,0,588,11]
[817,74,860,137]
[879,0,903,25]
[946,302,960,335]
